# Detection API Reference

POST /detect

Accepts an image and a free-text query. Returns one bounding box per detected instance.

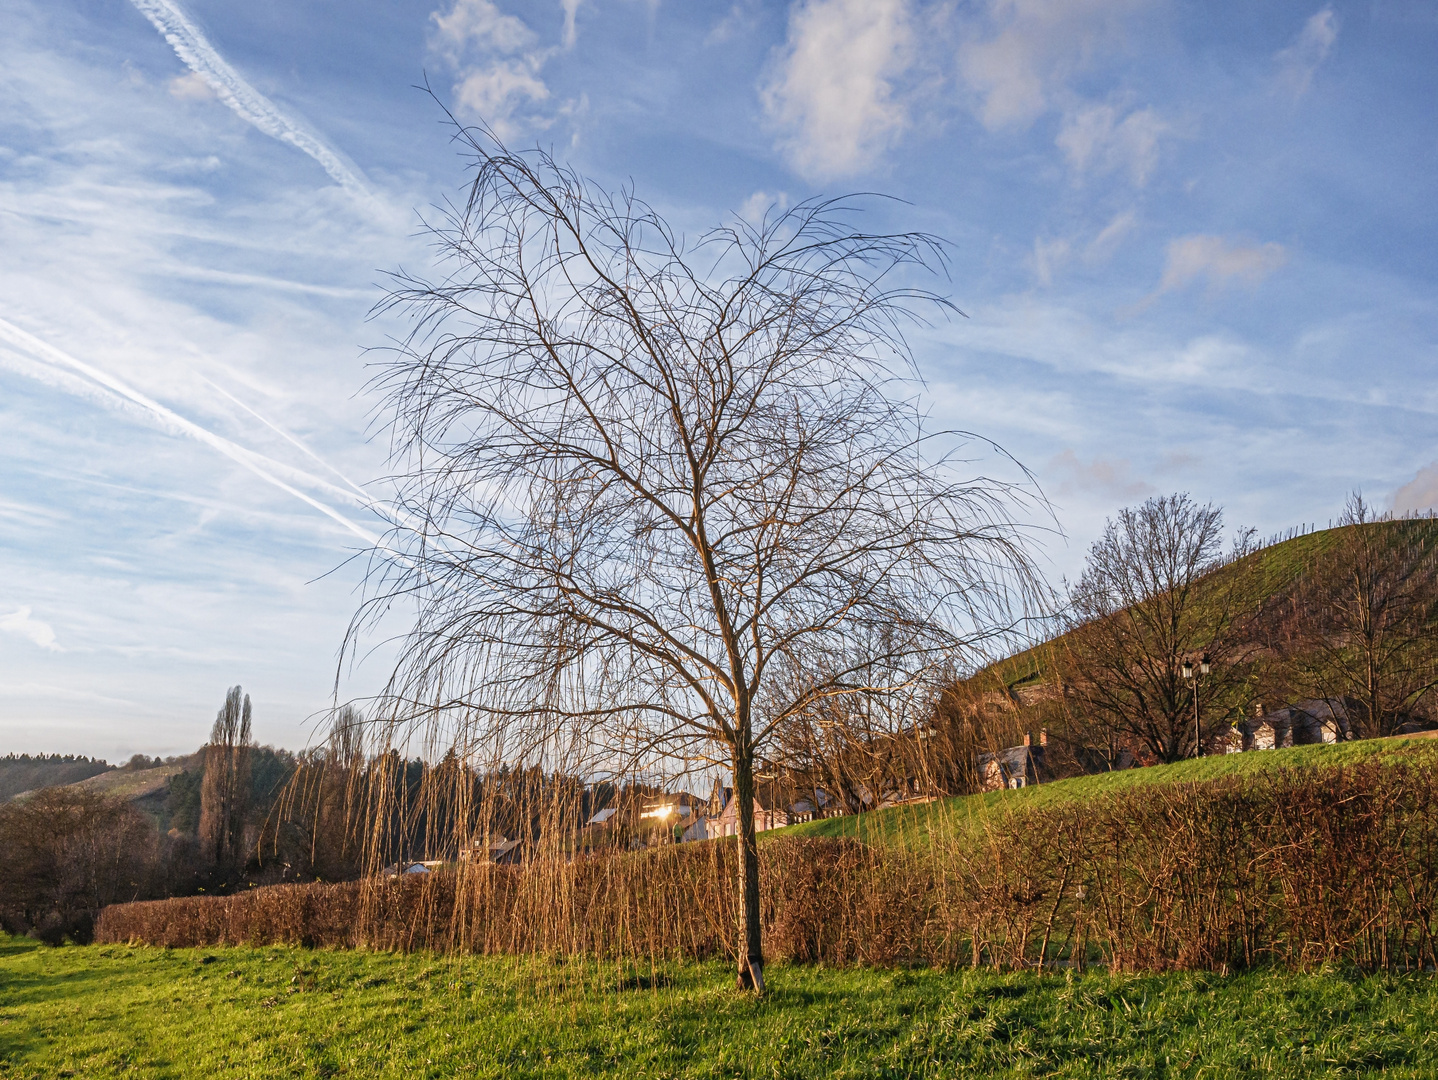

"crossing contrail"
[129,0,373,200]
[0,317,382,546]
[201,376,373,502]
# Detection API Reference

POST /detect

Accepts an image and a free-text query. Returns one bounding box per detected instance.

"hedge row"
[97,761,1438,972]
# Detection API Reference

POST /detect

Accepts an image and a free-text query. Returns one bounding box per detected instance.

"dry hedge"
[97,761,1438,972]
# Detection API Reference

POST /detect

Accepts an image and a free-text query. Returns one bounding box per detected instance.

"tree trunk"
[731,740,765,993]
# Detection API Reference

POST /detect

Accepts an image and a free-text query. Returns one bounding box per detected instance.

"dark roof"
[978,744,1036,771]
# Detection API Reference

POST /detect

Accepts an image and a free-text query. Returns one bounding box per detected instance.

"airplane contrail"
[201,376,373,502]
[0,317,382,546]
[128,0,373,201]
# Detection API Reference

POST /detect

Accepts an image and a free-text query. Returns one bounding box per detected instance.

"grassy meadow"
[3,935,1438,1079]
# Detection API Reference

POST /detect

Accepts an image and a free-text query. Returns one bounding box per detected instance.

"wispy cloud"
[1057,103,1167,186]
[0,317,380,545]
[1087,210,1138,262]
[128,0,372,199]
[1030,210,1137,286]
[1276,7,1338,100]
[201,377,372,501]
[707,1,762,46]
[1048,449,1154,502]
[560,0,584,49]
[0,497,66,530]
[1032,236,1071,287]
[1156,235,1288,295]
[167,71,213,102]
[762,0,913,179]
[736,190,790,225]
[957,0,1151,131]
[0,606,62,651]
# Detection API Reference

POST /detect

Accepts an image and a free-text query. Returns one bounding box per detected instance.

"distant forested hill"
[0,754,114,801]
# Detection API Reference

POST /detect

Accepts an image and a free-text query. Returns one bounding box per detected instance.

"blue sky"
[1,0,1435,757]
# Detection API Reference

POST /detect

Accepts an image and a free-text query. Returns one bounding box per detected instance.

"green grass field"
[3,936,1438,1078]
[776,736,1438,849]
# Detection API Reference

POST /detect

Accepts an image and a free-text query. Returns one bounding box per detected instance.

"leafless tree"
[353,123,1043,991]
[0,787,157,943]
[1287,495,1438,738]
[1063,494,1256,763]
[199,685,252,873]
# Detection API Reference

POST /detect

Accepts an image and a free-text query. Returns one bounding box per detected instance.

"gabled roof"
[978,744,1036,773]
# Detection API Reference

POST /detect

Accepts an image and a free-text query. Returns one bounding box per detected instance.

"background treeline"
[99,758,1438,974]
[0,754,114,802]
[0,694,605,943]
[0,695,410,942]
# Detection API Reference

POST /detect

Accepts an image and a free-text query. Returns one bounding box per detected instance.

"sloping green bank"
[3,935,1438,1079]
[775,737,1438,849]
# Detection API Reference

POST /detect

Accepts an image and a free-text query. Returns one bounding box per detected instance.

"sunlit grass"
[2,935,1437,1078]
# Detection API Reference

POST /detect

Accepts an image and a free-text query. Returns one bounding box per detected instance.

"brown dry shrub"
[97,762,1438,973]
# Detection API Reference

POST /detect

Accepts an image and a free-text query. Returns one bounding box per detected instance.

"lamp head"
[1181,661,1193,680]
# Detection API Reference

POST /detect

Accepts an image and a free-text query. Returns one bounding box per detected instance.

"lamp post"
[1181,654,1211,758]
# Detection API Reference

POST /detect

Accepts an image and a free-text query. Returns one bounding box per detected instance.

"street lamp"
[1181,654,1211,758]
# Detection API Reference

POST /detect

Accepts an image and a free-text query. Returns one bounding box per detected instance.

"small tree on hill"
[1063,494,1255,763]
[352,123,1043,992]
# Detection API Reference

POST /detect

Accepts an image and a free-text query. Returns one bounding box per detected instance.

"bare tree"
[1287,495,1438,738]
[0,787,157,943]
[199,685,252,873]
[354,123,1043,991]
[1063,494,1255,763]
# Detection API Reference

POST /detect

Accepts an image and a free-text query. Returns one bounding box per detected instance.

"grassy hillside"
[0,755,112,802]
[3,936,1438,1078]
[776,735,1438,850]
[981,518,1438,694]
[67,764,183,801]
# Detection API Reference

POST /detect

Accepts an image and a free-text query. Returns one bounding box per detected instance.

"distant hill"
[976,518,1438,696]
[0,754,113,802]
[66,765,184,802]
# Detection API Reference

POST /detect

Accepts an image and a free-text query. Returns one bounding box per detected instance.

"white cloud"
[454,60,550,128]
[1276,7,1338,100]
[167,71,213,102]
[737,190,789,225]
[957,0,1150,131]
[762,0,913,179]
[430,0,561,139]
[432,0,536,59]
[1156,235,1288,294]
[1056,103,1166,186]
[0,317,380,545]
[1393,462,1438,514]
[0,606,61,651]
[707,1,762,46]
